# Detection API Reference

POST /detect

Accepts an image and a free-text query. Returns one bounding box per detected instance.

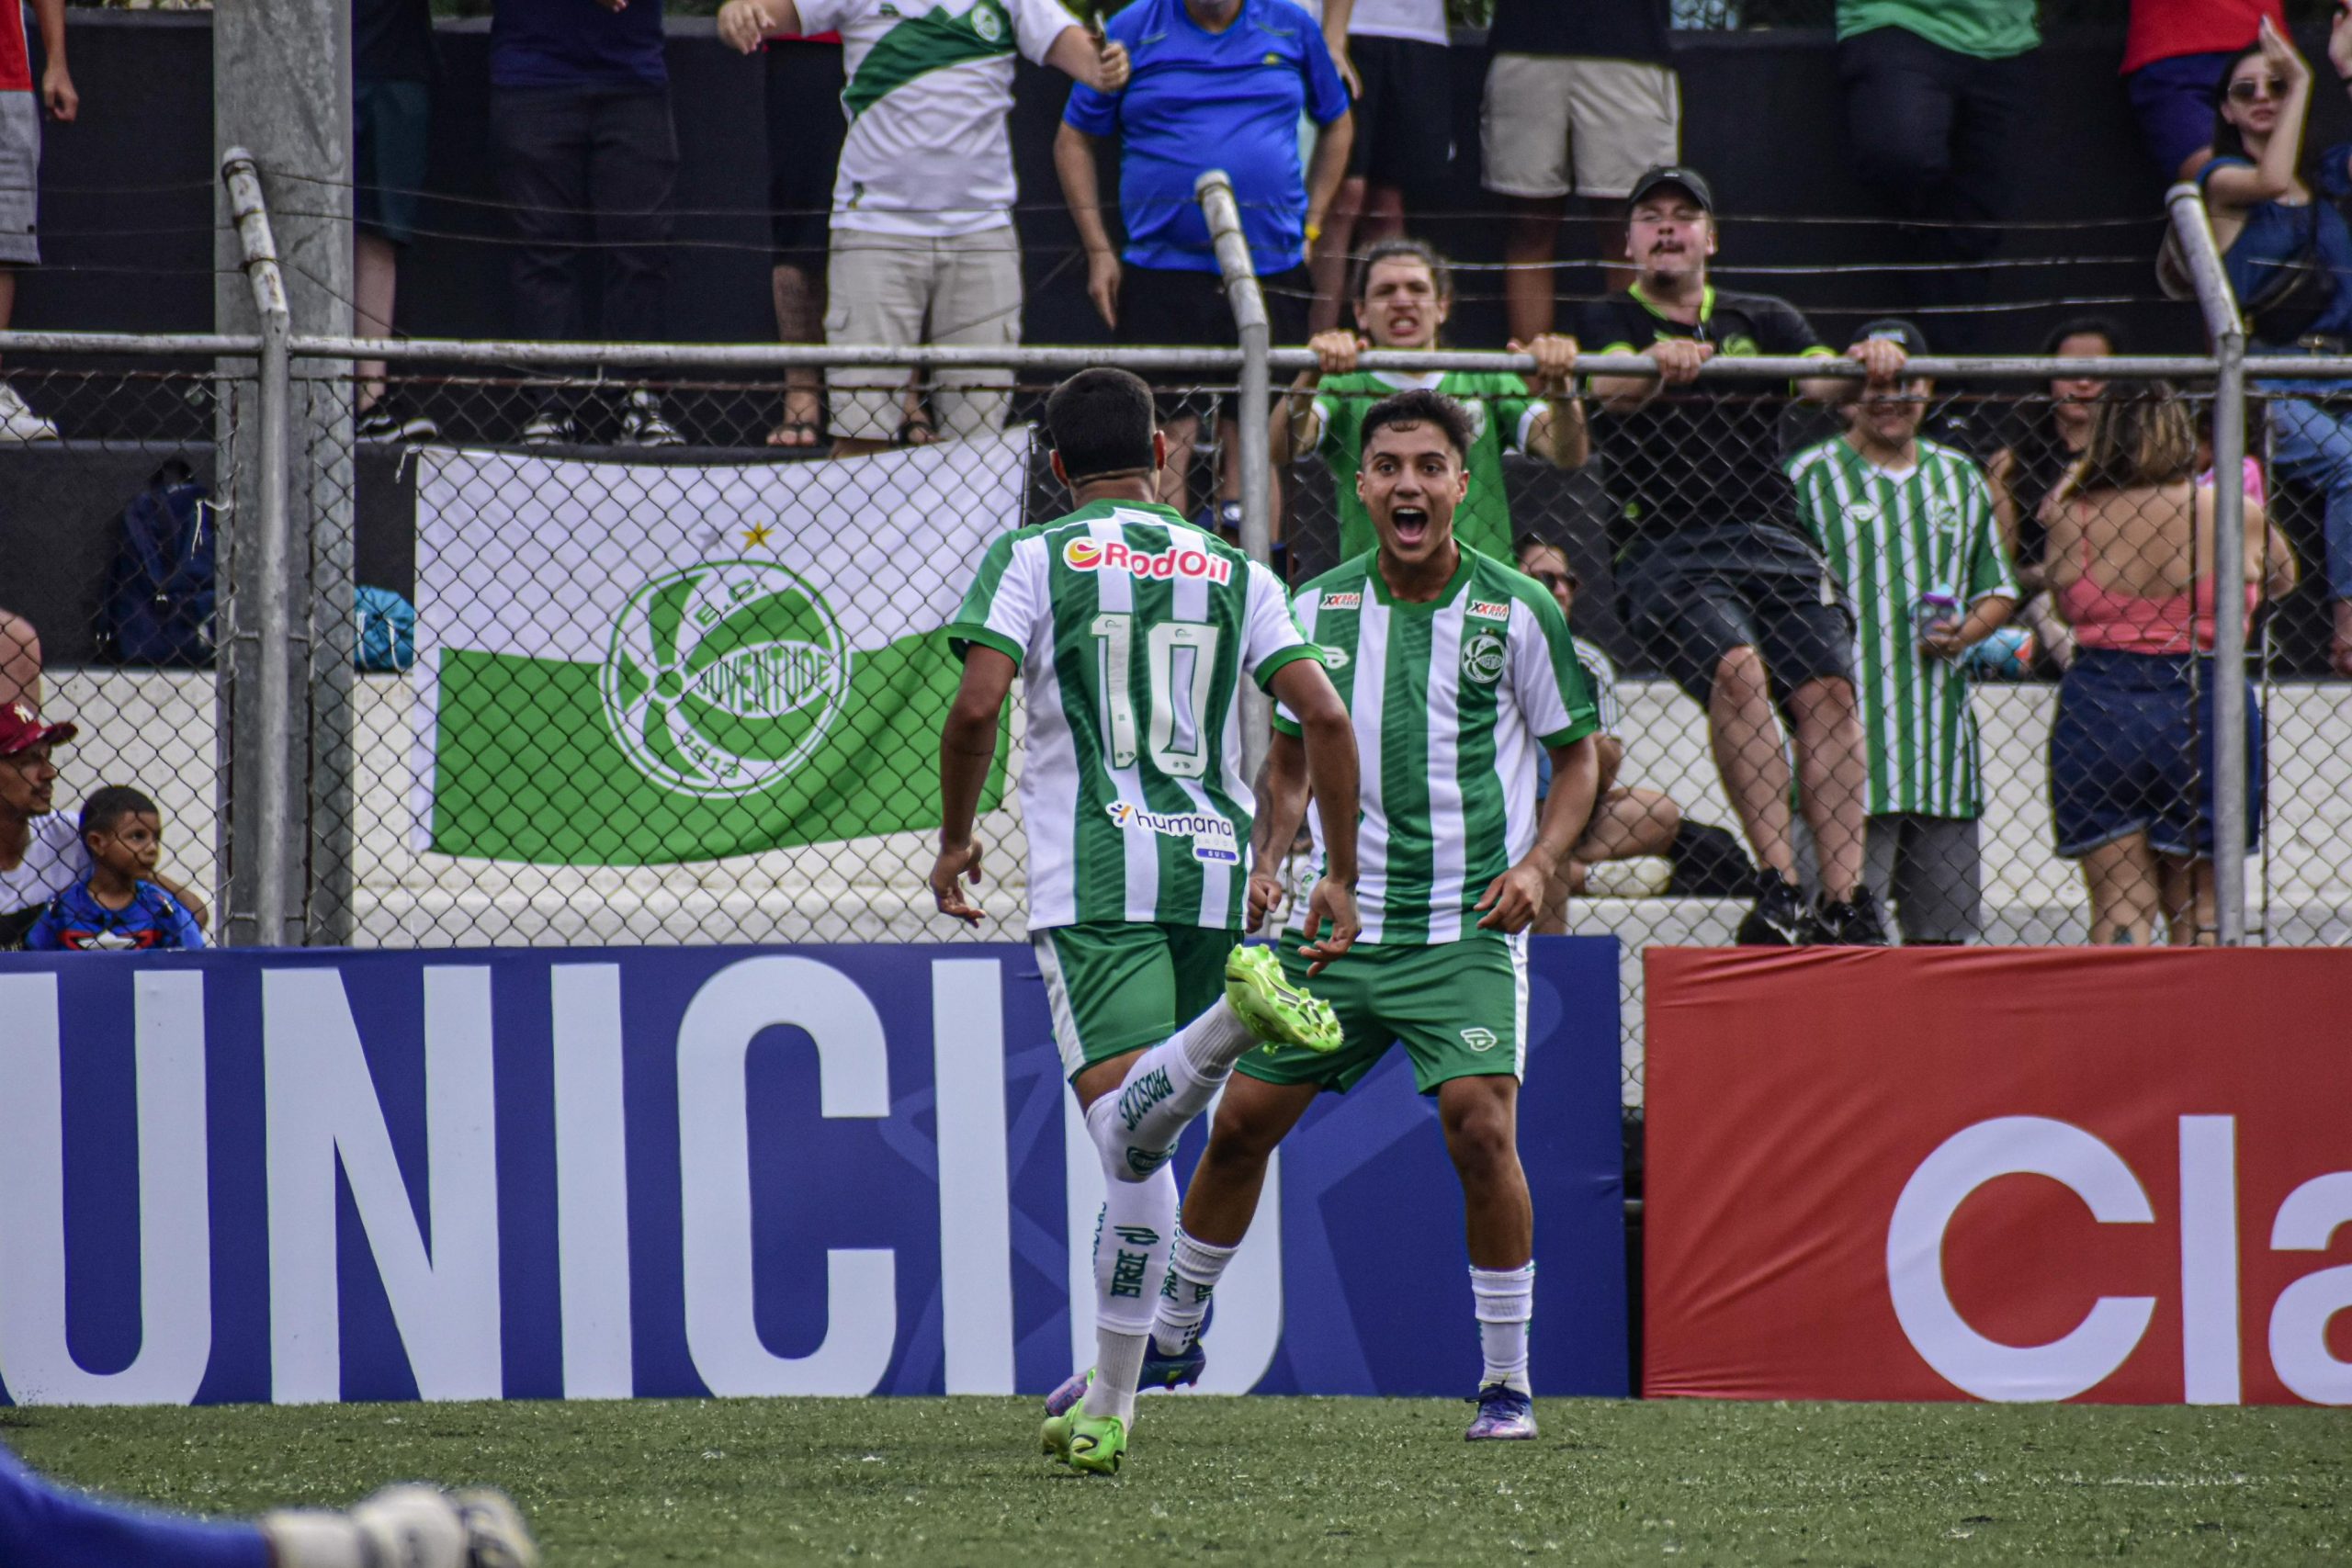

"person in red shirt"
[2125,0,2287,184]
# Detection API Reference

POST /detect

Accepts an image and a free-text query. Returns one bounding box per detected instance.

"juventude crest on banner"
[601,561,850,799]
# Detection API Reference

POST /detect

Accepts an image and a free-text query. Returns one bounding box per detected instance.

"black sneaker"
[621,389,684,447]
[1734,872,1807,946]
[1804,886,1893,946]
[517,410,578,446]
[356,399,440,444]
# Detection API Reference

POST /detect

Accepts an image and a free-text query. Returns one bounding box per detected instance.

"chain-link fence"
[13,336,2352,1104]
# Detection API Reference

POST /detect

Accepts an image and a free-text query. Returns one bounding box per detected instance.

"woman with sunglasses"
[2199,12,2352,675]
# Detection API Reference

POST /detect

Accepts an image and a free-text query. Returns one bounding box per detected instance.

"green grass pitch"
[6,1396,2346,1564]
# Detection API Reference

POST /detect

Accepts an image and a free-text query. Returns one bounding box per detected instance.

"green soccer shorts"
[1238,931,1528,1095]
[1033,921,1239,1082]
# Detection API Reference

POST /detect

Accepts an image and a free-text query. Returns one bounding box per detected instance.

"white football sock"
[1090,1007,1248,1182]
[1471,1261,1534,1394]
[1080,1116,1178,1425]
[1150,1227,1240,1358]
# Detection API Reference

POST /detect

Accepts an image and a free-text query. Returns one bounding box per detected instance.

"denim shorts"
[2049,649,2262,862]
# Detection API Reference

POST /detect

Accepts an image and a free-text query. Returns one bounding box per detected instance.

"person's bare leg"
[1708,646,1801,882]
[0,609,39,708]
[1307,175,1370,335]
[1788,674,1870,902]
[2082,835,2162,944]
[1574,785,1682,863]
[1154,412,1203,513]
[1215,415,1242,505]
[769,262,822,446]
[1501,196,1565,345]
[355,230,398,412]
[1438,1075,1532,1269]
[1177,1074,1321,1247]
[2157,855,2217,946]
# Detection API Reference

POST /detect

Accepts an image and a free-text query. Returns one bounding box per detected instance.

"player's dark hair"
[81,784,158,839]
[1361,389,1474,463]
[1352,237,1453,304]
[1046,367,1157,481]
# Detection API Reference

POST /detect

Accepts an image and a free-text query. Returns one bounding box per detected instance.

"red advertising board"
[1645,948,2352,1404]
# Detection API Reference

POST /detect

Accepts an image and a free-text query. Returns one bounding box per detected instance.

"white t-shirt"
[1346,0,1448,45]
[0,813,85,916]
[798,0,1081,238]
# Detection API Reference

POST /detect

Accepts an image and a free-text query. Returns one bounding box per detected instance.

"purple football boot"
[1464,1382,1537,1441]
[1043,1340,1209,1417]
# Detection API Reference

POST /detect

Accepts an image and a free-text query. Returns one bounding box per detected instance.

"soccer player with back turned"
[1114,388,1603,1441]
[933,367,1363,1476]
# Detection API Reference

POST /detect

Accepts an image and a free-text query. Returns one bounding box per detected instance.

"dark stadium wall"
[24,15,2352,353]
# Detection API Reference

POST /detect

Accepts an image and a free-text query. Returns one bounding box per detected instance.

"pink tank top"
[2059,529,2256,657]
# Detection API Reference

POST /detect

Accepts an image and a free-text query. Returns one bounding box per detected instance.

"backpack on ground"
[99,459,215,668]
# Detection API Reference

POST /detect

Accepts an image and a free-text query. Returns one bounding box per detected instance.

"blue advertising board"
[0,941,1624,1406]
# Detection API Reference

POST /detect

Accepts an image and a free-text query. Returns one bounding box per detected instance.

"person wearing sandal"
[719,0,1129,458]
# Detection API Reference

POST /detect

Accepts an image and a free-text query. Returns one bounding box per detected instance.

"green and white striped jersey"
[1787,435,2019,818]
[1273,547,1600,946]
[947,499,1320,931]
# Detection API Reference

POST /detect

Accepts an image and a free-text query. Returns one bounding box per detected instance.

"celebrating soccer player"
[1126,388,1602,1442]
[933,367,1363,1477]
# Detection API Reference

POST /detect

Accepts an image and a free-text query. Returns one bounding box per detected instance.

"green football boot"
[1040,1411,1128,1476]
[1225,943,1343,1055]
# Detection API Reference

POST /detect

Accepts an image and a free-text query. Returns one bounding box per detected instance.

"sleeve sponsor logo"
[1064,536,1235,584]
[1105,800,1242,863]
[1319,645,1351,670]
[1467,598,1512,621]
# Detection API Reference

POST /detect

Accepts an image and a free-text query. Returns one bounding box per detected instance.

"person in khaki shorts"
[1480,0,1679,345]
[718,0,1129,454]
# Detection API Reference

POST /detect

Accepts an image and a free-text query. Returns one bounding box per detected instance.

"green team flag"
[413,432,1023,863]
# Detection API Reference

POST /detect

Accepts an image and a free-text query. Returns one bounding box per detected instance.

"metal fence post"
[1196,170,1275,786]
[2167,182,2250,944]
[221,149,298,947]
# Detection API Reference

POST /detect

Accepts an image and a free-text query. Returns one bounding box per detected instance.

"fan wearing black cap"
[1577,164,1908,946]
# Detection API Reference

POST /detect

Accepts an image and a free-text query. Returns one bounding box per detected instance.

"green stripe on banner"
[430,631,1007,864]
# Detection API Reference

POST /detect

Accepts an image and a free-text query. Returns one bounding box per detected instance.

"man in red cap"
[0,701,207,945]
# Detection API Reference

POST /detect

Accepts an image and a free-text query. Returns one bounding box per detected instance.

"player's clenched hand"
[1296,874,1359,976]
[1475,863,1548,933]
[1647,337,1713,387]
[1246,867,1289,931]
[929,837,987,924]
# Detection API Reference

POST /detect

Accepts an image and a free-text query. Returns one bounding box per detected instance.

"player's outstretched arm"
[1269,659,1360,969]
[931,649,1015,925]
[1479,735,1599,932]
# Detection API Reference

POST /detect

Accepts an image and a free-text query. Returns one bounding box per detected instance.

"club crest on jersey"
[1462,629,1508,685]
[1319,592,1362,611]
[1467,598,1511,621]
[1063,536,1234,584]
[1106,800,1241,863]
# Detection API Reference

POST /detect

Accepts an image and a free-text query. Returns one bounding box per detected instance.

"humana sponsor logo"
[1064,536,1234,583]
[1106,801,1228,837]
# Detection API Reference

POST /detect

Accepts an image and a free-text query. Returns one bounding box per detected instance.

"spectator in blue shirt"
[24,785,204,951]
[1056,0,1352,520]
[491,0,684,447]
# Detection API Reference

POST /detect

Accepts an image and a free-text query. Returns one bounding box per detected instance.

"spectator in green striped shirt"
[1787,320,2017,944]
[1278,237,1586,569]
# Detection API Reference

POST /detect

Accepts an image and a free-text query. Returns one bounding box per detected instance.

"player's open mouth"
[1392,507,1430,545]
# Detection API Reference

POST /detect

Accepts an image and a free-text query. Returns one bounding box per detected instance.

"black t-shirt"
[1578,283,1833,560]
[356,0,436,84]
[1490,0,1670,62]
